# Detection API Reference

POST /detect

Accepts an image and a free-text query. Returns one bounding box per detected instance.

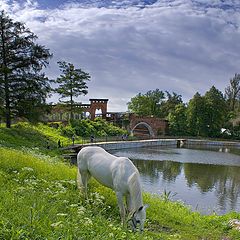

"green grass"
[0,122,72,156]
[1,123,240,239]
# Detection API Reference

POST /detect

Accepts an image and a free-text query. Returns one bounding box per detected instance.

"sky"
[1,0,240,112]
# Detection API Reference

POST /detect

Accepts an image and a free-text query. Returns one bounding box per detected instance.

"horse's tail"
[128,171,143,212]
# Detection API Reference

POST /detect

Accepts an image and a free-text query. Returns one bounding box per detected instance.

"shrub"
[70,118,127,137]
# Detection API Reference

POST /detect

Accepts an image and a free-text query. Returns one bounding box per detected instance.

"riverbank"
[64,138,240,152]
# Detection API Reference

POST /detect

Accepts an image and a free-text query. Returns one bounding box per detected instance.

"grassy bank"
[0,122,72,156]
[1,123,240,239]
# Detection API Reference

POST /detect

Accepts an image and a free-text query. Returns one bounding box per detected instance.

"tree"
[127,89,165,117]
[55,61,91,120]
[204,86,228,137]
[167,103,187,136]
[0,11,52,127]
[160,91,183,118]
[225,73,240,112]
[186,92,208,136]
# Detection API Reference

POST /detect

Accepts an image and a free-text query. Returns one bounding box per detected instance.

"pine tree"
[0,11,52,127]
[55,61,91,120]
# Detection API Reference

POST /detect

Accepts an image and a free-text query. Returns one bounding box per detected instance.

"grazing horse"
[77,146,148,232]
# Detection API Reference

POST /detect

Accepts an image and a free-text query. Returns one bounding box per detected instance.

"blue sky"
[1,0,240,111]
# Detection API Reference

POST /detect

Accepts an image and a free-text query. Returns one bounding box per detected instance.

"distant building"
[44,99,109,122]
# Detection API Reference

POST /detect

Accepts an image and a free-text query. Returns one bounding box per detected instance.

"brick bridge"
[129,114,168,137]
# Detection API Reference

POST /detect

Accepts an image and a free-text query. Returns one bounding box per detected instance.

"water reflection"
[110,146,240,214]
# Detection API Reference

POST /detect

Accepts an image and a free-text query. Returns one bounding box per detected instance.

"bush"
[59,124,76,138]
[70,118,127,137]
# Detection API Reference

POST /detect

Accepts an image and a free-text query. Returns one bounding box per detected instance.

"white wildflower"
[69,204,78,208]
[83,217,93,226]
[22,167,34,172]
[77,206,86,215]
[51,221,63,228]
[56,213,68,217]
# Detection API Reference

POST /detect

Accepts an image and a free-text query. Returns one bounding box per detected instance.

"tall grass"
[0,148,141,239]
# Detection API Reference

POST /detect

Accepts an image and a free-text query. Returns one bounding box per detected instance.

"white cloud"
[1,0,240,111]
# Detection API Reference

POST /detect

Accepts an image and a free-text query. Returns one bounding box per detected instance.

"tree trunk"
[70,91,73,121]
[4,77,11,128]
[1,19,11,128]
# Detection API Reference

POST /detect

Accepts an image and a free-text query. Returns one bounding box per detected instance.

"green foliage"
[225,73,240,112]
[127,90,183,118]
[204,86,228,137]
[128,89,165,117]
[0,11,52,128]
[160,91,183,118]
[59,124,76,138]
[70,118,127,137]
[187,92,208,136]
[186,87,229,138]
[54,61,91,120]
[167,103,187,136]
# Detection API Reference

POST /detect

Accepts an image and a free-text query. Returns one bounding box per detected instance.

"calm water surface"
[110,146,240,215]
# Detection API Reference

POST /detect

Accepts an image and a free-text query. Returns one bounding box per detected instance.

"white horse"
[77,146,148,232]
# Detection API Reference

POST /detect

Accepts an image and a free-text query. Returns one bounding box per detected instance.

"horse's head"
[129,204,149,232]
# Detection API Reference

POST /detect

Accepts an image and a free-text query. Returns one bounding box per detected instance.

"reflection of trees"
[184,163,240,211]
[216,167,240,211]
[132,159,182,184]
[184,163,225,192]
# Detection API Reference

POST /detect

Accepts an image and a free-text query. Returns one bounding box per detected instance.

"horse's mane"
[128,172,143,212]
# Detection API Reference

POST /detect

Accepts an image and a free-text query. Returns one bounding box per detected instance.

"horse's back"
[77,146,139,191]
[77,146,116,166]
[77,146,118,188]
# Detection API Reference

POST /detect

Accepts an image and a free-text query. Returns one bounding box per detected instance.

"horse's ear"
[138,204,149,212]
[143,204,149,210]
[138,206,143,211]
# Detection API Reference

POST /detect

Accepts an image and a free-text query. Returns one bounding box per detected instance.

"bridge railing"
[72,134,166,146]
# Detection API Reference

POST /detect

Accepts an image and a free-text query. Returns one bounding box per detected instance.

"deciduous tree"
[186,92,207,136]
[167,103,187,136]
[161,91,182,118]
[127,89,165,117]
[204,86,227,137]
[225,73,240,112]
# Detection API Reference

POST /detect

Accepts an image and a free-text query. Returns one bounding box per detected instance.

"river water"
[110,145,240,215]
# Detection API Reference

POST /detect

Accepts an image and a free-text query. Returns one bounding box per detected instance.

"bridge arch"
[131,122,154,137]
[129,114,168,137]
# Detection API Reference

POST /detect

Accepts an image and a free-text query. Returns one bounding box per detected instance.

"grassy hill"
[0,123,240,239]
[0,122,72,154]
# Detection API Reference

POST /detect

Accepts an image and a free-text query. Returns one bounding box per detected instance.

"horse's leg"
[76,168,83,190]
[80,170,90,198]
[116,191,126,226]
[126,193,133,214]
